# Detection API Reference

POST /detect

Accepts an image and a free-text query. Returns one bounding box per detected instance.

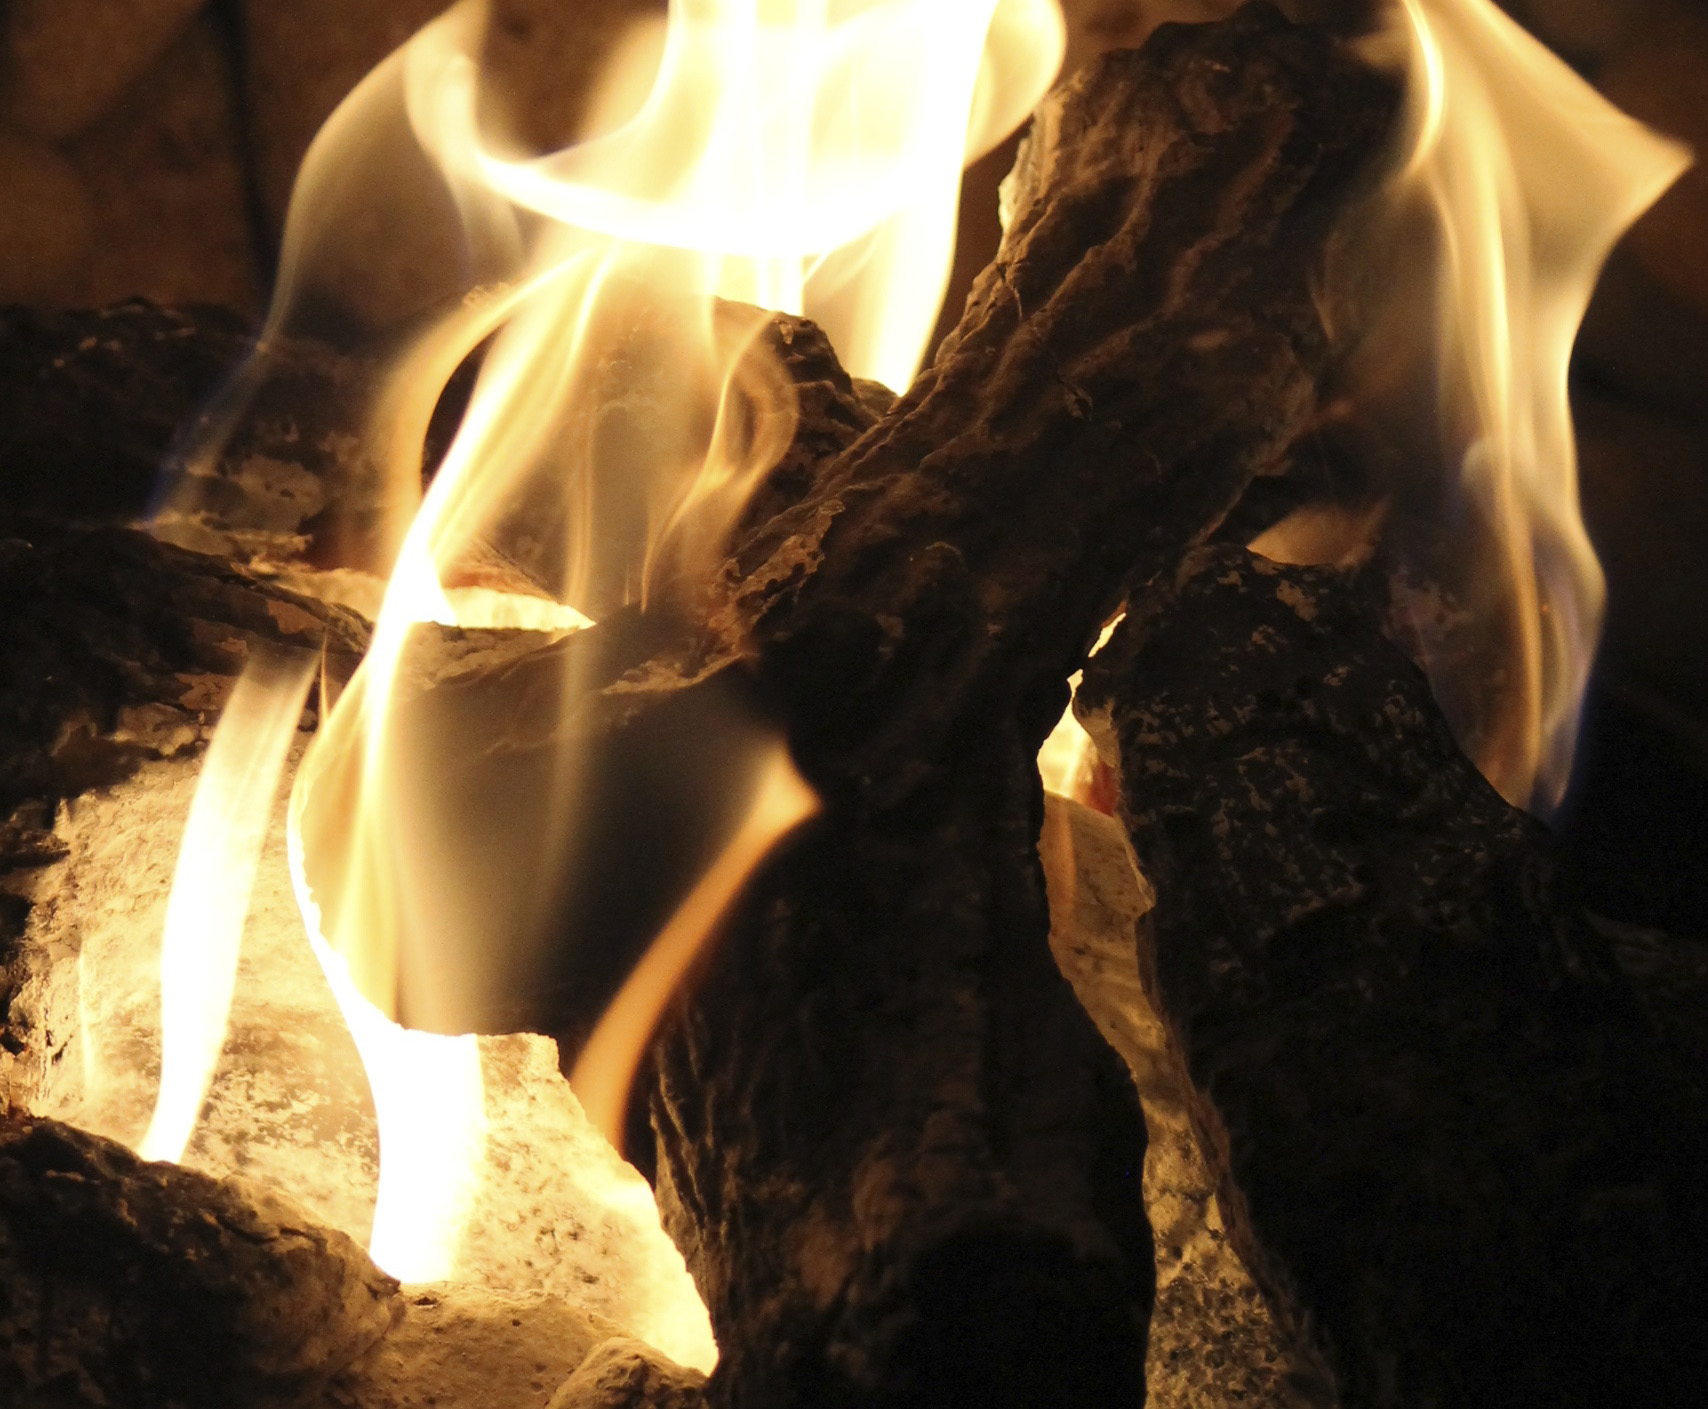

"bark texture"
[1076,544,1708,1409]
[625,11,1400,1408]
[0,1113,400,1409]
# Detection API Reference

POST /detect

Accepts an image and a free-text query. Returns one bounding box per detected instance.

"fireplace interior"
[2,3,1707,1408]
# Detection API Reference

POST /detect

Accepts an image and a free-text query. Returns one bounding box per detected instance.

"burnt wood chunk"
[636,11,1398,1408]
[0,1114,400,1409]
[718,6,1397,801]
[0,520,368,820]
[0,301,256,525]
[1076,544,1708,1408]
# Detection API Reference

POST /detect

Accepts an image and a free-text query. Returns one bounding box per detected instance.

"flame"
[1362,0,1688,811]
[145,0,1064,1286]
[571,744,817,1146]
[138,651,317,1164]
[286,813,486,1284]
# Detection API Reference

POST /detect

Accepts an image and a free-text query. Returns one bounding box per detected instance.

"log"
[0,298,441,568]
[0,1112,399,1408]
[625,11,1400,1408]
[1074,543,1708,1408]
[0,519,368,821]
[1,8,1400,1405]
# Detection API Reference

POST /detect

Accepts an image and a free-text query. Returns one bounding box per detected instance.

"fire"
[569,744,819,1146]
[1394,0,1689,811]
[138,651,317,1164]
[1258,0,1689,813]
[130,0,1682,1352]
[140,0,1066,1306]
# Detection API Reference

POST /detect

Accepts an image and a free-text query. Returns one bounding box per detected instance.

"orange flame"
[570,744,818,1147]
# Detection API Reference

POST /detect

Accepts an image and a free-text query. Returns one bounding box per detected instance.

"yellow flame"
[1387,0,1690,809]
[287,805,486,1284]
[138,651,317,1165]
[252,0,1064,1281]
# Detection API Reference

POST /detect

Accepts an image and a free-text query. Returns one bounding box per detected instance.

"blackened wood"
[1075,544,1708,1409]
[0,1113,400,1409]
[0,301,257,526]
[0,519,368,822]
[717,7,1396,803]
[635,11,1398,1408]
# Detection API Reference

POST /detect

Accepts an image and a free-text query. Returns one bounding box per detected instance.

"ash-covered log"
[1075,544,1708,1408]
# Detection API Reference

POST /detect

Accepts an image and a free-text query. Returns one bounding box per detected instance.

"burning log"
[0,521,366,815]
[110,7,1388,1403]
[1074,543,1708,1407]
[604,10,1398,1406]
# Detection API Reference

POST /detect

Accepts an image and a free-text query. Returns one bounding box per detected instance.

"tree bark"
[625,11,1400,1407]
[1076,544,1708,1409]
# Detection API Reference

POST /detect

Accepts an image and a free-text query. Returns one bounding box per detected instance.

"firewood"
[2,7,1401,1406]
[0,519,367,822]
[1074,543,1708,1408]
[0,1112,400,1409]
[622,11,1400,1407]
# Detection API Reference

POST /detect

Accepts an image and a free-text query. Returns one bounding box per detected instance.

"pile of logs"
[2,7,1705,1408]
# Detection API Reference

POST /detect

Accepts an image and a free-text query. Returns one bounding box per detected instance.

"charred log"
[0,302,257,527]
[0,520,367,824]
[1075,544,1708,1408]
[0,7,1404,1407]
[0,1113,399,1409]
[630,11,1400,1409]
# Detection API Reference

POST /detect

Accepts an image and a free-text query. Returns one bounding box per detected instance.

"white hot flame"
[139,650,317,1164]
